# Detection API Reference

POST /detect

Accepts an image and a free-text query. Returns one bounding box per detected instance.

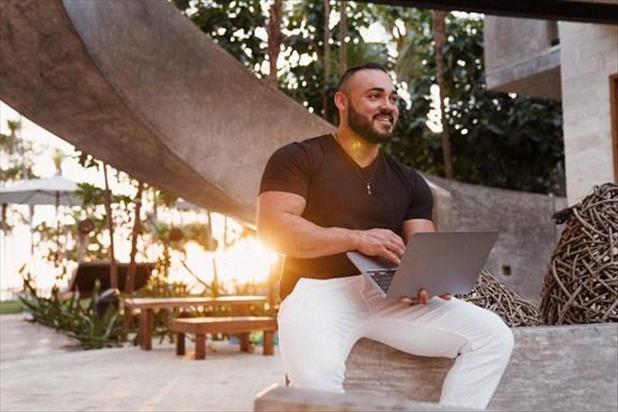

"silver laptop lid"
[346,231,498,298]
[387,231,498,298]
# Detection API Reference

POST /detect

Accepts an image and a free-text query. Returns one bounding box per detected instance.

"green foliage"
[153,189,178,209]
[31,216,108,269]
[19,278,123,349]
[75,182,106,206]
[31,181,121,271]
[76,152,99,170]
[281,1,386,123]
[0,300,23,315]
[172,1,564,194]
[175,0,267,71]
[0,132,17,150]
[142,217,223,296]
[0,120,38,182]
[0,164,32,181]
[376,10,565,194]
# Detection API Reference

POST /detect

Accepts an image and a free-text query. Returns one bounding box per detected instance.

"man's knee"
[457,301,514,356]
[481,311,515,358]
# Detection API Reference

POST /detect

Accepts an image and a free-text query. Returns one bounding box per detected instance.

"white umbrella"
[0,175,82,256]
[0,175,81,207]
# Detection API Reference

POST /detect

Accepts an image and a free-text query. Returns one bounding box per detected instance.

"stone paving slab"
[1,315,284,411]
[1,314,80,362]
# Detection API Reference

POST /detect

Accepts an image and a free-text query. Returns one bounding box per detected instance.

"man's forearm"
[259,212,358,259]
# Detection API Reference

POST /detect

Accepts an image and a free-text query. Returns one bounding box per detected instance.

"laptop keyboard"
[367,269,396,293]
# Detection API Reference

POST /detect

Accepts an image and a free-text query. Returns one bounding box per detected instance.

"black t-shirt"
[259,134,433,299]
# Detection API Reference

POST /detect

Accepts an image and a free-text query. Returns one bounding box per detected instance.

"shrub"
[19,279,123,350]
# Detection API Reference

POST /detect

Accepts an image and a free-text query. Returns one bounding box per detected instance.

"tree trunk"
[322,0,331,118]
[433,10,454,180]
[103,163,118,290]
[152,188,158,221]
[267,0,283,87]
[16,118,28,179]
[125,181,144,295]
[76,232,89,263]
[1,204,7,230]
[206,211,220,297]
[223,216,228,251]
[339,1,348,75]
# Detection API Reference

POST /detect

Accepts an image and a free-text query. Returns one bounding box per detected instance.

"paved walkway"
[1,314,284,411]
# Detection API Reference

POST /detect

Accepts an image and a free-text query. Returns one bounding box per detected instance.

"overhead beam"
[353,0,618,24]
[0,0,333,225]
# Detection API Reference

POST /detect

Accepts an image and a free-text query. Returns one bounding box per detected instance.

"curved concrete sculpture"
[0,0,332,223]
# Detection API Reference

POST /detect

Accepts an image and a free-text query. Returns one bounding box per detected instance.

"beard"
[347,103,396,145]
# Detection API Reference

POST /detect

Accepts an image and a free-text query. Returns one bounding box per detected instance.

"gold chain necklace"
[333,133,380,196]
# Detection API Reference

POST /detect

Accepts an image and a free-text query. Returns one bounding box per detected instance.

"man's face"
[342,69,400,144]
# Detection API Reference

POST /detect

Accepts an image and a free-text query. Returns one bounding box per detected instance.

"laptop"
[346,231,498,299]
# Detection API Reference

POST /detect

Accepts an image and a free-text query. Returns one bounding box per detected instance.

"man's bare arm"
[257,191,405,262]
[402,218,435,242]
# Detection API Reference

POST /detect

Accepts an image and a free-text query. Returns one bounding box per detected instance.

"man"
[257,62,513,409]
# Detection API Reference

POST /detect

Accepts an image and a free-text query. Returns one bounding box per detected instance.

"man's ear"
[333,91,347,112]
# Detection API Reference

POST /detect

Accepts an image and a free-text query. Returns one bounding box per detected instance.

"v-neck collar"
[330,133,381,172]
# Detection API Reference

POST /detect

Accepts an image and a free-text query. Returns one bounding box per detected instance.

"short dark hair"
[336,62,388,92]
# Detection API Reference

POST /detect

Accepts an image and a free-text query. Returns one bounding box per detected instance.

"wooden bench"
[172,316,277,359]
[124,296,267,350]
[255,323,618,411]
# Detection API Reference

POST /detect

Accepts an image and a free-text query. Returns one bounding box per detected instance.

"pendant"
[367,183,372,195]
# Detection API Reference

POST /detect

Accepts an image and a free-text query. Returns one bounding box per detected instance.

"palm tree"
[339,1,348,75]
[267,0,283,87]
[4,120,19,155]
[102,163,118,290]
[125,181,144,294]
[0,119,36,182]
[377,7,454,179]
[433,10,454,179]
[52,149,65,176]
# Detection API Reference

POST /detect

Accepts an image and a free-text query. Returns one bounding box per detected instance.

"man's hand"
[399,289,452,305]
[353,228,405,265]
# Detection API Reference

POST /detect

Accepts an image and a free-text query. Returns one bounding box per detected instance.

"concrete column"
[559,22,618,203]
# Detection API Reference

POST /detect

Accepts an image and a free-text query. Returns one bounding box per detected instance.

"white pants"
[277,275,514,410]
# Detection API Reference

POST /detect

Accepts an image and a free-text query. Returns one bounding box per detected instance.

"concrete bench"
[255,323,618,411]
[172,316,277,360]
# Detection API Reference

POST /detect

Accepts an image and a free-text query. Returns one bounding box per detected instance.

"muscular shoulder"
[270,135,329,166]
[259,134,331,196]
[382,152,425,188]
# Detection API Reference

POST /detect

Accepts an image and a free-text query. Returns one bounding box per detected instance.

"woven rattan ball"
[540,183,618,325]
[458,269,542,327]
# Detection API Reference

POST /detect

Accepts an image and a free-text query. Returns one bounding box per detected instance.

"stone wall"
[427,176,567,305]
[559,22,617,203]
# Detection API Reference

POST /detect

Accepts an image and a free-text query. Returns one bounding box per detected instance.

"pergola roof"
[356,0,618,24]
